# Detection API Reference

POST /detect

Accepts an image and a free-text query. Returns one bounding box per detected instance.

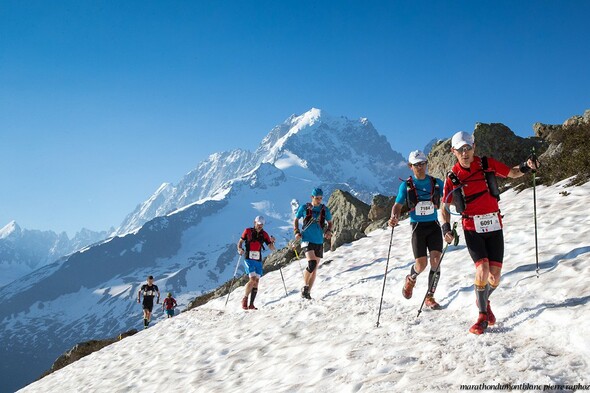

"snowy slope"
[116,108,407,235]
[0,160,334,392]
[21,179,590,392]
[0,109,411,392]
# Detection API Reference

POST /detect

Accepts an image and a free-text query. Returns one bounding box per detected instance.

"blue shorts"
[165,309,175,317]
[244,259,263,277]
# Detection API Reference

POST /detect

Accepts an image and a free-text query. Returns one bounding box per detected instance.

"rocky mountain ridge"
[115,108,407,235]
[0,221,109,287]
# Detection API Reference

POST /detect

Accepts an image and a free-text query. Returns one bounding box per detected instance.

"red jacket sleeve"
[262,231,272,245]
[241,228,250,240]
[488,157,511,178]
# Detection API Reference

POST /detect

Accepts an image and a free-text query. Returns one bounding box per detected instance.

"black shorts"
[302,242,324,259]
[463,229,504,265]
[410,221,443,259]
[142,299,154,312]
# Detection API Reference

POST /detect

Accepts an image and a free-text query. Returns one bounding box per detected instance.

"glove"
[441,222,452,236]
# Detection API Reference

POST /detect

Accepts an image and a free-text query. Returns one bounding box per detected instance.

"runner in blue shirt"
[294,188,333,300]
[389,150,445,309]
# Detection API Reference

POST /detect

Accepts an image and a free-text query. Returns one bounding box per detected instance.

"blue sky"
[1,1,589,235]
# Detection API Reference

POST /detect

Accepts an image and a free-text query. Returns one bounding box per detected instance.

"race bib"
[474,213,501,233]
[415,201,435,216]
[249,251,261,260]
[301,241,309,248]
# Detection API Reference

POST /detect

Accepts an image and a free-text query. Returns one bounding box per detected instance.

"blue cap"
[311,188,323,196]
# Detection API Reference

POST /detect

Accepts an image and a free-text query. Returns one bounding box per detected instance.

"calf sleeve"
[250,288,258,305]
[475,283,488,314]
[427,269,439,295]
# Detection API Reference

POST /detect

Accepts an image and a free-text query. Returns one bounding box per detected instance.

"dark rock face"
[365,194,396,234]
[533,109,590,159]
[426,139,455,181]
[39,329,138,380]
[428,123,546,179]
[529,109,590,185]
[368,194,394,221]
[326,190,371,251]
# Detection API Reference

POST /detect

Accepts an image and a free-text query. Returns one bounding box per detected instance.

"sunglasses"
[412,162,427,167]
[455,145,473,153]
[313,196,323,200]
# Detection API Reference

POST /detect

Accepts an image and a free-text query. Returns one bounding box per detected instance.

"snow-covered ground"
[20,179,590,392]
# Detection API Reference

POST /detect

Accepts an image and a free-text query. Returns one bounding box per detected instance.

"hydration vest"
[303,203,326,229]
[405,176,441,210]
[164,297,176,310]
[244,228,267,254]
[446,156,501,214]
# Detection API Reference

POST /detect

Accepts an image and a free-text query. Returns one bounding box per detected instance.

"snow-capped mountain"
[116,108,407,235]
[0,221,109,287]
[0,109,410,392]
[20,179,590,393]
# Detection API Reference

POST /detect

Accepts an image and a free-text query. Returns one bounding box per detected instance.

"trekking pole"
[278,267,288,296]
[291,240,306,276]
[376,226,395,328]
[531,147,540,278]
[417,222,457,318]
[224,255,243,309]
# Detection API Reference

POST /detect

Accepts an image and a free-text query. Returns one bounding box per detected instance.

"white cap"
[451,131,474,149]
[408,150,427,164]
[254,215,265,225]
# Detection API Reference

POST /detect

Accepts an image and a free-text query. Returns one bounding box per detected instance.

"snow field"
[20,179,590,392]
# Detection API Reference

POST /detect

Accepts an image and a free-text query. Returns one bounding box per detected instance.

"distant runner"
[162,292,177,318]
[294,188,333,300]
[237,216,276,310]
[137,275,160,329]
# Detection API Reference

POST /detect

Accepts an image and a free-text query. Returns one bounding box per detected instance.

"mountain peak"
[116,109,407,235]
[289,107,324,128]
[0,220,21,239]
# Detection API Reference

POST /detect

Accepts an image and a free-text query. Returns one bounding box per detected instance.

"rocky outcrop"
[562,109,590,127]
[533,109,590,159]
[426,139,455,181]
[39,329,138,380]
[529,109,590,185]
[326,190,371,251]
[365,194,396,234]
[428,123,545,179]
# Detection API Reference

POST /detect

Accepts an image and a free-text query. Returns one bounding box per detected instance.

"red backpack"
[303,203,326,229]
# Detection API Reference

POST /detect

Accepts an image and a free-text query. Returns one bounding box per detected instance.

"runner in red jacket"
[441,131,538,334]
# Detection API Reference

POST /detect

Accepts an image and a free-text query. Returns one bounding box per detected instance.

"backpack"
[244,228,266,254]
[164,297,176,309]
[481,156,500,200]
[303,203,326,229]
[405,176,441,210]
